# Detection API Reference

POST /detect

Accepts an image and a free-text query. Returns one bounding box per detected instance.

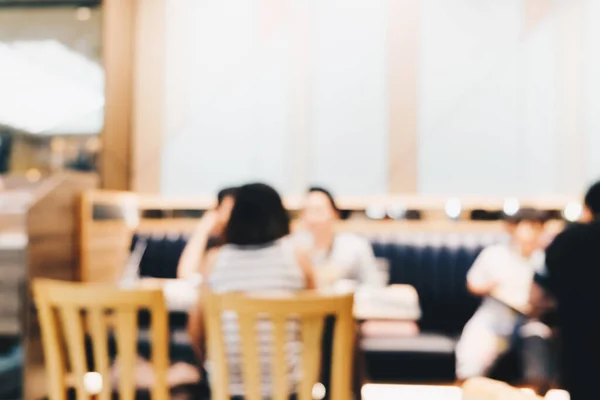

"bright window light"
[0,40,104,134]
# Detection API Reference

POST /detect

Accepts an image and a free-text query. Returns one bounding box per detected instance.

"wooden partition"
[80,190,575,285]
[0,172,100,400]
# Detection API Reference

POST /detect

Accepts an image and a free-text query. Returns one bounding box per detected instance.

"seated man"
[455,209,546,381]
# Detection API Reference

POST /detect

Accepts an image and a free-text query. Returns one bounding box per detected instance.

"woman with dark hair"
[295,187,384,289]
[188,183,315,398]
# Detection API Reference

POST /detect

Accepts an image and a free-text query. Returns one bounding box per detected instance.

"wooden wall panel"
[556,0,586,194]
[131,0,166,193]
[388,0,420,193]
[101,0,136,190]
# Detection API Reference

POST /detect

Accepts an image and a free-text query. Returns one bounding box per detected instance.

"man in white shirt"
[455,209,547,381]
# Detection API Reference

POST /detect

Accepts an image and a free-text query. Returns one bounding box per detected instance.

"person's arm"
[528,276,556,319]
[177,211,218,279]
[187,248,220,364]
[356,239,386,288]
[295,248,317,290]
[466,247,499,296]
[187,297,206,363]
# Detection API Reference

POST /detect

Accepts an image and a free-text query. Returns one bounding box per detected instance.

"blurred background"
[0,0,102,177]
[0,1,598,399]
[0,0,598,197]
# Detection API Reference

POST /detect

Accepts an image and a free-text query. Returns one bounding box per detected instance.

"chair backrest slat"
[87,308,111,400]
[114,309,138,400]
[204,296,230,400]
[271,314,290,400]
[330,310,354,400]
[59,307,89,400]
[150,301,170,400]
[238,313,263,400]
[205,292,354,400]
[298,316,325,400]
[37,298,67,400]
[33,279,169,400]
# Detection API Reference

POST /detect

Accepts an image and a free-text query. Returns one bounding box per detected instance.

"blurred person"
[187,183,316,399]
[294,187,384,289]
[516,219,565,395]
[294,187,375,399]
[455,209,547,381]
[177,187,238,279]
[541,181,600,399]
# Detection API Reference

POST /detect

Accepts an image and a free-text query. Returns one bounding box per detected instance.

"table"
[130,279,422,322]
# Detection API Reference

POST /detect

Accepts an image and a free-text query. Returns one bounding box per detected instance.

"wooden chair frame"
[33,279,169,400]
[204,291,355,400]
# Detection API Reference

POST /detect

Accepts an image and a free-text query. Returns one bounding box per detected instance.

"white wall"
[161,0,600,197]
[161,0,389,196]
[585,0,600,184]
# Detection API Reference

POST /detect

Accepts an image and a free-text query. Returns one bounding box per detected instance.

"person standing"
[543,181,600,399]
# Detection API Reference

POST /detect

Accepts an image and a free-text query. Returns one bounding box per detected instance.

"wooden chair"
[32,279,169,400]
[204,291,355,400]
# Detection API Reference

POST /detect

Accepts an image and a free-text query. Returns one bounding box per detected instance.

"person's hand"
[316,262,344,287]
[485,280,500,295]
[468,278,500,296]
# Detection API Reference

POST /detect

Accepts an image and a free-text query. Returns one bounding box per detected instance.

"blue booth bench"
[129,230,509,383]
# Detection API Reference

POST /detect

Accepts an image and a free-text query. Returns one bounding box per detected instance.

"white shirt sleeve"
[466,246,499,288]
[354,236,386,288]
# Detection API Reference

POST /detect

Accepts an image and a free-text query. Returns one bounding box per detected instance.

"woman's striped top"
[207,237,306,397]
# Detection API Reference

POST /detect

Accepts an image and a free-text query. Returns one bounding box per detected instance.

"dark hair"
[308,186,340,215]
[224,183,290,246]
[217,187,238,206]
[505,208,547,225]
[584,180,600,217]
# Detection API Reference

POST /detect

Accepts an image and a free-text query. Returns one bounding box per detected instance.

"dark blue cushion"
[372,241,484,335]
[133,233,492,335]
[135,234,188,279]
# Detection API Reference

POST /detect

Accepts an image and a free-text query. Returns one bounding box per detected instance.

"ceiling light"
[387,203,407,220]
[562,202,582,222]
[445,198,462,220]
[366,205,386,220]
[503,197,520,216]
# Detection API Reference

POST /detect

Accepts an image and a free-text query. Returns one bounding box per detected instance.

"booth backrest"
[129,231,508,335]
[371,232,508,334]
[130,233,189,279]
